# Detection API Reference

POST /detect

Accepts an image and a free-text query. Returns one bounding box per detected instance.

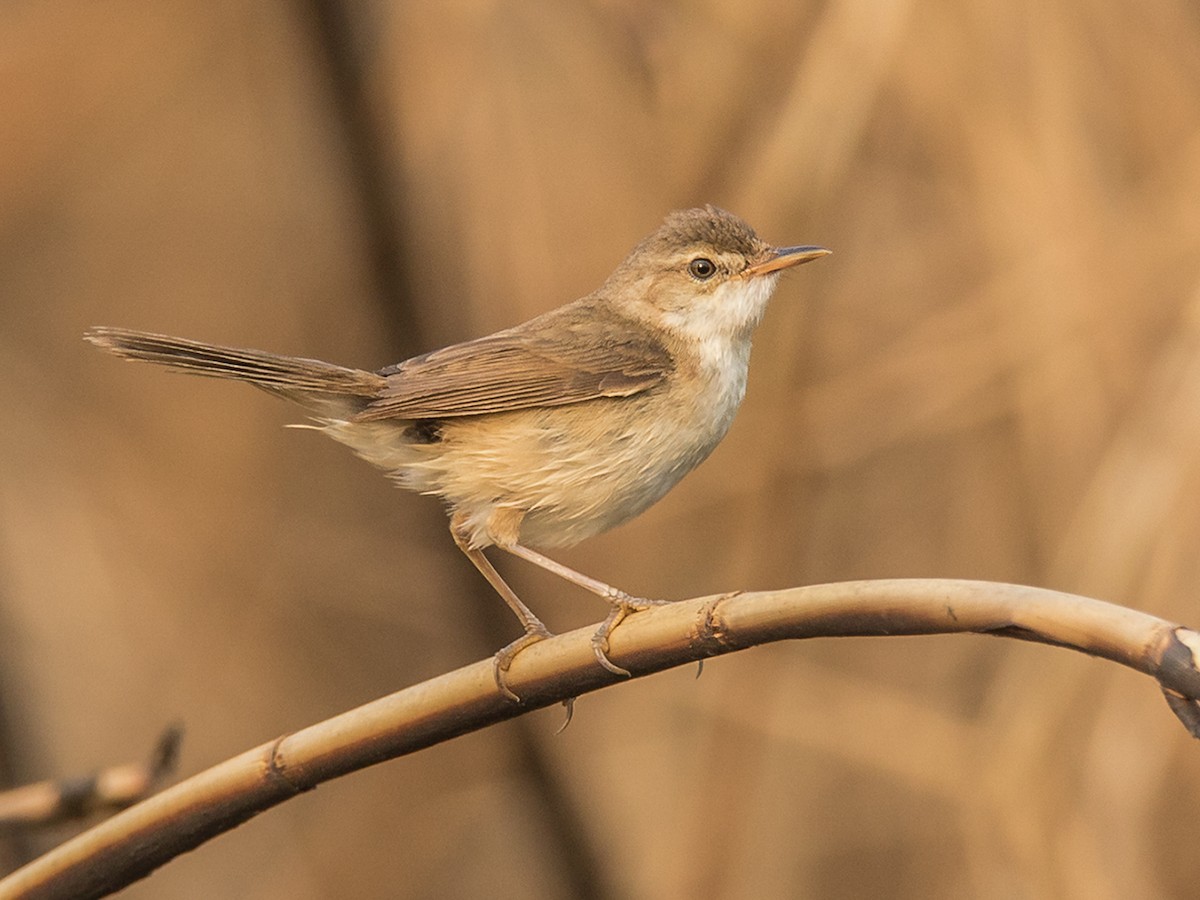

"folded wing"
[356,302,673,421]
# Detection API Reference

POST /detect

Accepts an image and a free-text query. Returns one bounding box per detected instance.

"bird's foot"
[493,623,554,702]
[591,594,671,677]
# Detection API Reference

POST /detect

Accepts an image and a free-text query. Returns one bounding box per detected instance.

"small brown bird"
[87,207,828,699]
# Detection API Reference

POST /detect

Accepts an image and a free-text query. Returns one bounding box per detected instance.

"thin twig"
[0,726,183,830]
[2,579,1198,899]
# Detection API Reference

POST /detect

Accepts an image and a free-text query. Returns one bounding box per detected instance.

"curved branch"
[4,579,1199,898]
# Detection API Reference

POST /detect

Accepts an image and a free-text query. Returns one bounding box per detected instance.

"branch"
[3,579,1199,899]
[0,726,182,830]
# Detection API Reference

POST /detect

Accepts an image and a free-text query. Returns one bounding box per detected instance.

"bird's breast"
[323,339,754,550]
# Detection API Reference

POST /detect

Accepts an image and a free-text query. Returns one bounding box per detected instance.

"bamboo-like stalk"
[3,579,1197,900]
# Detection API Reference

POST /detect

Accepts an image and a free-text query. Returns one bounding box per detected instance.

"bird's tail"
[84,327,385,408]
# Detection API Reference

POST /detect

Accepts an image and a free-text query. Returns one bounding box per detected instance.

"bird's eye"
[688,257,717,280]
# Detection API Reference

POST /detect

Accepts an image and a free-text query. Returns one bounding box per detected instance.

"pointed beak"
[743,245,831,278]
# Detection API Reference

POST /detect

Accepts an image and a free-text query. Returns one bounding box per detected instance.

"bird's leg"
[499,543,670,678]
[451,521,552,703]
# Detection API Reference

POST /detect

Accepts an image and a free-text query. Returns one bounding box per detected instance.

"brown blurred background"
[4,1,1200,897]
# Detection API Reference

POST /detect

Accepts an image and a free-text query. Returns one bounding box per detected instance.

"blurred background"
[3,1,1200,897]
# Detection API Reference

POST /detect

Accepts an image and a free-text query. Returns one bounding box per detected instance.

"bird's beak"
[743,245,831,278]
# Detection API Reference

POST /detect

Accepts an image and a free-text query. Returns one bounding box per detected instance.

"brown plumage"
[86,206,829,698]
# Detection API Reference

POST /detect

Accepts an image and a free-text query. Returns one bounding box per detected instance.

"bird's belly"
[454,396,725,547]
[322,365,747,550]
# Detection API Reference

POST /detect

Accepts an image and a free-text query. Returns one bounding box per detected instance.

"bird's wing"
[355,304,673,421]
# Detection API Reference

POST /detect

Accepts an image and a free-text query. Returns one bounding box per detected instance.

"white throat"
[656,272,781,433]
[662,273,779,372]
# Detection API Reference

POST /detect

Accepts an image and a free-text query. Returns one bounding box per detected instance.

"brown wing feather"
[355,301,673,421]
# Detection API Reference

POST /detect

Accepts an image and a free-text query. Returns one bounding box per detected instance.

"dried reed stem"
[3,579,1197,899]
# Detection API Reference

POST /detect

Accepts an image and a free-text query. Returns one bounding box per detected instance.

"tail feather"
[85,327,386,403]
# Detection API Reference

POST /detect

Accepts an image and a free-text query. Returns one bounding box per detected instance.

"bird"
[86,206,829,700]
